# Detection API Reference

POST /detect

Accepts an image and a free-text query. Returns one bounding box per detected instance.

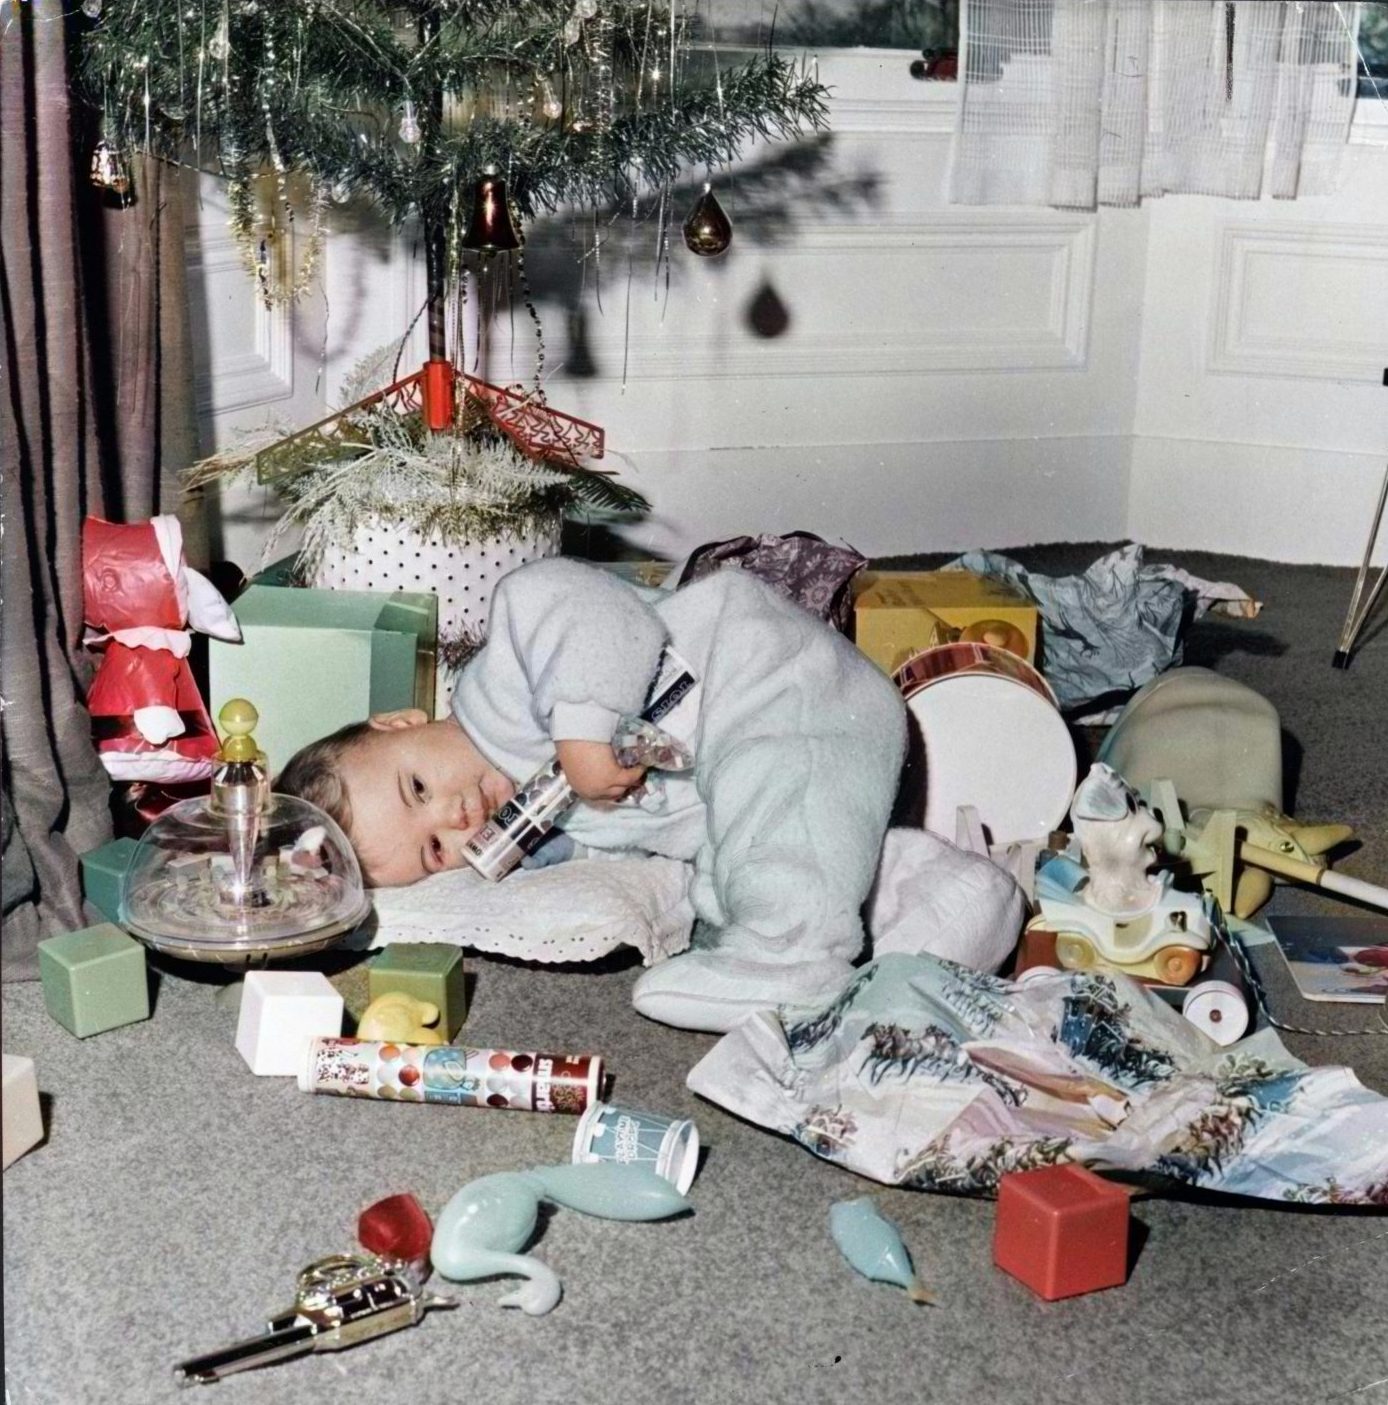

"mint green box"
[368,943,468,1040]
[79,836,139,925]
[38,924,150,1038]
[210,578,437,776]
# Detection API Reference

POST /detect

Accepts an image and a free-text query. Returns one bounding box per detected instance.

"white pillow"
[367,856,695,966]
[867,828,1025,973]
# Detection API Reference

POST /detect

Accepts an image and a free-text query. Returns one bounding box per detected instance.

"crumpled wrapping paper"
[947,543,1260,717]
[675,531,867,632]
[688,951,1388,1204]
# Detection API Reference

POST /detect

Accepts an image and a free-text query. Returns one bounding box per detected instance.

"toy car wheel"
[1154,945,1201,986]
[1054,934,1097,971]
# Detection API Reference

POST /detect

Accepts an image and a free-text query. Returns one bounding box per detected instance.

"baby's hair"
[274,721,373,840]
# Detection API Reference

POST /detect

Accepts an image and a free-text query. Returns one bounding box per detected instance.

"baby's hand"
[555,739,647,804]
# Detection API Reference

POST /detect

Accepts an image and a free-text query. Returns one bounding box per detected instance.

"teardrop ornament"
[682,183,732,258]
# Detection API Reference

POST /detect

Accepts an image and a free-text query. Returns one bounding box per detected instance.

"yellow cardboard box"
[852,570,1039,677]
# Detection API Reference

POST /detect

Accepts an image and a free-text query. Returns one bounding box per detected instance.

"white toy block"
[3,1055,44,1169]
[235,971,343,1076]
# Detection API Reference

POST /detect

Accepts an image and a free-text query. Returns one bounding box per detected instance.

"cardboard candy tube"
[299,1037,603,1114]
[462,759,574,882]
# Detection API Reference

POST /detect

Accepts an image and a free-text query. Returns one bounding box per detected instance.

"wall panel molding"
[579,214,1095,380]
[187,228,296,415]
[1209,222,1388,383]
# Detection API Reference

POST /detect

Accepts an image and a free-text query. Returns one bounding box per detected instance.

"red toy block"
[993,1165,1130,1301]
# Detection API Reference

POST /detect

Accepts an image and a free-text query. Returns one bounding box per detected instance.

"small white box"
[3,1054,44,1170]
[235,971,343,1076]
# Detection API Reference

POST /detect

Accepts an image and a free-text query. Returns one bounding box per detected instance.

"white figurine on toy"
[1070,764,1163,916]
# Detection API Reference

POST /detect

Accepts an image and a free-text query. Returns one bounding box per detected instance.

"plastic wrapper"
[611,717,693,772]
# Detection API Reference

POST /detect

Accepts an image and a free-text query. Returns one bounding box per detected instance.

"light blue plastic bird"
[829,1198,936,1304]
[432,1162,690,1316]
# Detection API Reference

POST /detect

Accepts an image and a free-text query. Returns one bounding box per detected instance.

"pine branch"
[79,1,829,223]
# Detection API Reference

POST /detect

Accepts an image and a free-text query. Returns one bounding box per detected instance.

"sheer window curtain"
[950,0,1363,208]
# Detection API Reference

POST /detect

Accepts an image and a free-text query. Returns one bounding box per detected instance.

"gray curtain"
[1,0,201,979]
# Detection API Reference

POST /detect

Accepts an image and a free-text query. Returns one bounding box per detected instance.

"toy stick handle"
[1239,842,1388,912]
[1316,869,1388,913]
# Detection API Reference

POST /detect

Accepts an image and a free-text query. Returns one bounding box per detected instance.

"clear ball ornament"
[81,0,103,19]
[399,100,422,144]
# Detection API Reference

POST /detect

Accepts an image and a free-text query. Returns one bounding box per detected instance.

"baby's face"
[336,712,515,886]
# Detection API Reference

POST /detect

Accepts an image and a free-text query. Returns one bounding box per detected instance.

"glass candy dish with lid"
[120,699,369,964]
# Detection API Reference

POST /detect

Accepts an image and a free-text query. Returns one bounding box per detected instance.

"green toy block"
[367,943,467,1039]
[79,837,139,925]
[38,924,150,1039]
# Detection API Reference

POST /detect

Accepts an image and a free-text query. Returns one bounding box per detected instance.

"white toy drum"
[894,642,1077,848]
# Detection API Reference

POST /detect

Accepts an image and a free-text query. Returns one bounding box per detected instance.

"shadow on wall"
[280,134,883,383]
[510,134,883,378]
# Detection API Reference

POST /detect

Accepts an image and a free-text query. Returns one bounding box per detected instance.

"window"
[1361,2,1388,96]
[701,0,1386,99]
[699,0,957,50]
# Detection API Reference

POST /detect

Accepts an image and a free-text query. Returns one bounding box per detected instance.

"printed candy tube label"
[301,1038,603,1114]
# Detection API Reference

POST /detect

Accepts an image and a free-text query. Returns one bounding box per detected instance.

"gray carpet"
[4,543,1386,1405]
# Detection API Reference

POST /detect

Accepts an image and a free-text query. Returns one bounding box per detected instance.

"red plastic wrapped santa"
[83,515,241,783]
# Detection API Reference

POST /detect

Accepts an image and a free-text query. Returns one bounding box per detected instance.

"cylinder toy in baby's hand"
[461,759,576,882]
[461,718,694,883]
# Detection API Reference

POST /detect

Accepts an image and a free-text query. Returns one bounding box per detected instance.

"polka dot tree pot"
[309,514,562,715]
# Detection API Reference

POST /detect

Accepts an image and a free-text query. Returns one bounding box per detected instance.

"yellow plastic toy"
[1100,669,1387,919]
[357,992,446,1045]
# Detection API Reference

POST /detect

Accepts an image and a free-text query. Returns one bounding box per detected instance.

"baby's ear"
[368,708,429,731]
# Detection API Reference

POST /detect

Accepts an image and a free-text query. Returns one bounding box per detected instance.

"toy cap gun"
[173,1253,456,1386]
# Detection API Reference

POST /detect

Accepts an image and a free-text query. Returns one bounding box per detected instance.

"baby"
[278,557,906,1032]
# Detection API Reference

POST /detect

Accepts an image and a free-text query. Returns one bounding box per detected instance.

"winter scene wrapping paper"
[687,952,1388,1205]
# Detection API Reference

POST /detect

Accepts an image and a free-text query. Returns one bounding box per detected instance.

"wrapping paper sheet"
[688,952,1388,1204]
[947,543,1261,716]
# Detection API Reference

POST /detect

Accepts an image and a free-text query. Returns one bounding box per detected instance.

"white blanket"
[367,828,1023,974]
[369,854,695,966]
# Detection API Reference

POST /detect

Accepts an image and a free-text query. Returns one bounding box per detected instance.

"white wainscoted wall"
[191,50,1388,570]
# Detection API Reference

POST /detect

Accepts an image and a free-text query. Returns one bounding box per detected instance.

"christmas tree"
[81,3,829,690]
[80,0,829,398]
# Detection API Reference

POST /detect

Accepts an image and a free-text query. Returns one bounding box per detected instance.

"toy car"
[1027,853,1214,986]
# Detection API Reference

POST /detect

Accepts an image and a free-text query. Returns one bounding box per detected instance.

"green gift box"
[210,572,437,776]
